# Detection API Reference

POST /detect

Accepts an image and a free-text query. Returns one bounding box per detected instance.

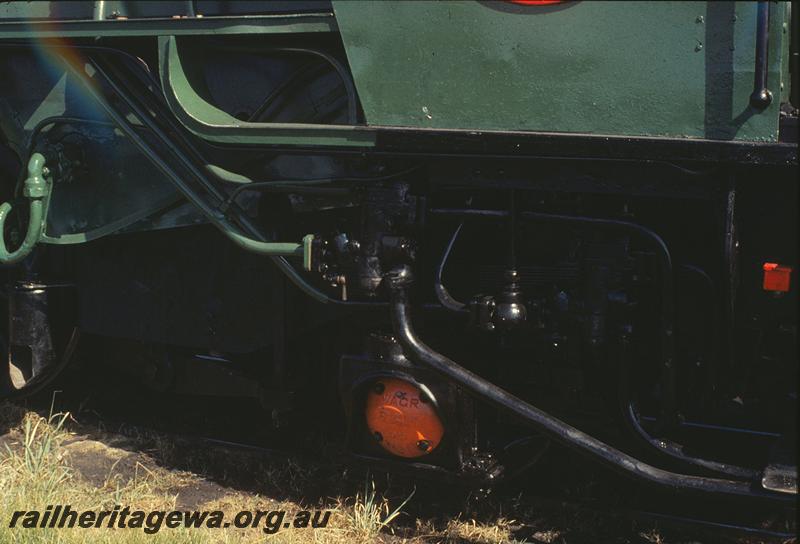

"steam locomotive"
[0,0,796,510]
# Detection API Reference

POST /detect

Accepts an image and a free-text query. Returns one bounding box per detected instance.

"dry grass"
[346,478,415,541]
[0,408,205,543]
[0,399,772,544]
[0,401,430,544]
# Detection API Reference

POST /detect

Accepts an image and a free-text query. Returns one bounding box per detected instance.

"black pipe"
[749,1,772,109]
[617,331,758,481]
[434,223,468,312]
[429,207,678,429]
[385,265,789,503]
[219,164,422,213]
[623,402,759,480]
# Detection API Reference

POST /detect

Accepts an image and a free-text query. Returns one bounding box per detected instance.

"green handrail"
[0,153,50,265]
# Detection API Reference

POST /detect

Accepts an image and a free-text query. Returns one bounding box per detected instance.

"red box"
[762,263,792,292]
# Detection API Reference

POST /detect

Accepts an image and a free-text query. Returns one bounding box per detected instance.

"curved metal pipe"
[385,265,789,503]
[623,402,759,480]
[0,153,49,266]
[617,332,758,481]
[434,223,468,312]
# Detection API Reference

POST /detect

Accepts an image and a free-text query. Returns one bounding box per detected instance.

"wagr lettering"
[382,391,420,409]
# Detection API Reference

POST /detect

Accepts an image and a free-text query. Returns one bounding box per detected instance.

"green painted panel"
[157,36,376,147]
[333,1,787,141]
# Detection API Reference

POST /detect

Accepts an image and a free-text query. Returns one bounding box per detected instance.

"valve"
[468,269,528,331]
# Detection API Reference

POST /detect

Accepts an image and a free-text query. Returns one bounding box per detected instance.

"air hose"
[0,153,49,265]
